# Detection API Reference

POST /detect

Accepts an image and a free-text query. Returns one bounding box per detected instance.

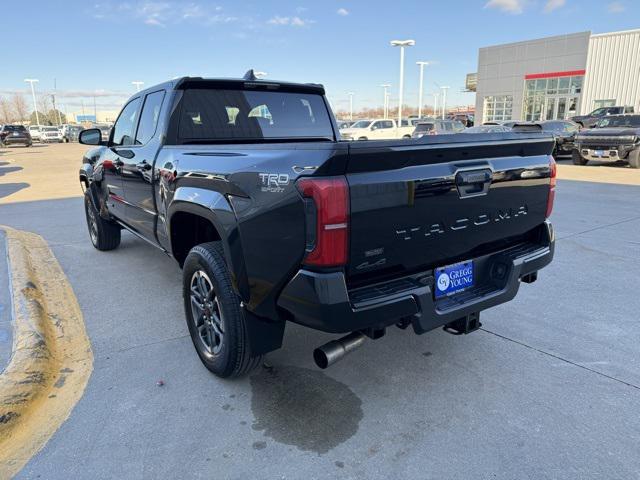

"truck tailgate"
[345,134,555,284]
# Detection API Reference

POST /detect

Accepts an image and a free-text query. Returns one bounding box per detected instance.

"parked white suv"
[340,118,414,141]
[40,126,63,143]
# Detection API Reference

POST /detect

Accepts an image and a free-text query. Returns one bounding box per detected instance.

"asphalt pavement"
[1,144,640,479]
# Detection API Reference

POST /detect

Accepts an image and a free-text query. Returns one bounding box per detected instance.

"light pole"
[347,92,355,121]
[390,39,415,126]
[440,86,450,119]
[132,81,144,92]
[433,92,439,118]
[379,84,391,118]
[24,78,40,126]
[416,61,430,119]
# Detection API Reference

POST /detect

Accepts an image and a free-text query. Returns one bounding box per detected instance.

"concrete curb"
[0,226,93,479]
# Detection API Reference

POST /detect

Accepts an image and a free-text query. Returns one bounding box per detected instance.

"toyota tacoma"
[78,72,556,378]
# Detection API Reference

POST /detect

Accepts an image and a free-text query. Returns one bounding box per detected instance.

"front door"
[104,97,142,219]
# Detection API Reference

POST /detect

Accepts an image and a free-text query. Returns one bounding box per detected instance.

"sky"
[1,0,639,114]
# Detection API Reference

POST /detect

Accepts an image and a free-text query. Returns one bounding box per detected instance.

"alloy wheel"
[189,270,224,355]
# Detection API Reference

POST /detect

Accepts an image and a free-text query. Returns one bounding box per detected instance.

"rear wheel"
[628,149,640,169]
[572,150,588,166]
[84,192,121,250]
[358,136,368,141]
[403,134,411,139]
[183,242,262,378]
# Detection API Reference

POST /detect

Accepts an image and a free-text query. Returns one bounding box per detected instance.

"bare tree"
[38,94,51,118]
[0,96,14,123]
[11,94,28,122]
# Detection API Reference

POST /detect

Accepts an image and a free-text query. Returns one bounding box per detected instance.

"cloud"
[484,0,525,14]
[267,15,313,27]
[607,1,625,13]
[543,0,565,12]
[337,8,349,16]
[92,1,238,26]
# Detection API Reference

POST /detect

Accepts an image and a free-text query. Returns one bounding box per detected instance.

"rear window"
[4,125,26,132]
[177,89,334,142]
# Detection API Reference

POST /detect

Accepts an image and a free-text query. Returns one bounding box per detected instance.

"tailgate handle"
[456,169,492,198]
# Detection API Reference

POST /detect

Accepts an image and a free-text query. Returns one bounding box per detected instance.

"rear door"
[119,90,166,240]
[344,135,554,285]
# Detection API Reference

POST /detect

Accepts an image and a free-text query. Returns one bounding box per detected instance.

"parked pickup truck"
[571,105,634,129]
[573,114,640,168]
[340,118,414,141]
[78,73,556,378]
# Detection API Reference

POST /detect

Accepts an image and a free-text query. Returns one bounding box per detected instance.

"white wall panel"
[582,30,640,114]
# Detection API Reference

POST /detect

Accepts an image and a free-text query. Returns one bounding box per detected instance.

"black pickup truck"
[573,114,640,168]
[79,73,556,378]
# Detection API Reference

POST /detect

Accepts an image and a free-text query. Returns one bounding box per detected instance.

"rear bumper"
[278,222,555,334]
[2,136,30,144]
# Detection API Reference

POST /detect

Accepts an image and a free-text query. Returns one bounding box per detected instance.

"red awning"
[524,70,585,80]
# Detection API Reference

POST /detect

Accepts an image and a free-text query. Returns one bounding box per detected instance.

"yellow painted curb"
[0,226,93,478]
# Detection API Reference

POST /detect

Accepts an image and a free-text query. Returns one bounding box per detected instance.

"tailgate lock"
[455,169,492,198]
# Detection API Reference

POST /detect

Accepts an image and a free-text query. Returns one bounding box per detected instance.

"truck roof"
[136,74,325,96]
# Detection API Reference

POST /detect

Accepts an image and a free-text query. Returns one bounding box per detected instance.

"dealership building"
[474,29,640,124]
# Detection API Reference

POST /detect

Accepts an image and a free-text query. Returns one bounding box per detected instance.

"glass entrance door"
[543,95,579,120]
[545,98,556,120]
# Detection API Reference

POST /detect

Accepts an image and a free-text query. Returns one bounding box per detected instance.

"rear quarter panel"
[156,143,348,319]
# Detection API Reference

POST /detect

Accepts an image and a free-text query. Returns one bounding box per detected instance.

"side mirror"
[79,128,103,146]
[371,125,377,131]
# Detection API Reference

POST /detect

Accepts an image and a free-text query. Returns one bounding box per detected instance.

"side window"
[112,98,141,146]
[381,120,394,129]
[135,91,165,145]
[371,121,382,130]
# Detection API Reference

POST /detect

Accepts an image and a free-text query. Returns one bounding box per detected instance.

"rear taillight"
[297,176,349,267]
[546,156,557,218]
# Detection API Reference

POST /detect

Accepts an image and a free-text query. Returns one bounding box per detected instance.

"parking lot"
[1,143,640,479]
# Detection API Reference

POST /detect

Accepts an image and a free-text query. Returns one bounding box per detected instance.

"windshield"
[351,120,372,129]
[42,127,58,132]
[596,115,640,128]
[177,88,334,142]
[590,108,607,116]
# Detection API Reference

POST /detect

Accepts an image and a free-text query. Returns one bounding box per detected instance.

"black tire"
[572,149,588,166]
[84,192,121,251]
[358,136,368,141]
[183,242,262,378]
[403,134,411,139]
[628,149,640,169]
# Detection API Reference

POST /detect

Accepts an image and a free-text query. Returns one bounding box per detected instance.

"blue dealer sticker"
[434,261,474,299]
